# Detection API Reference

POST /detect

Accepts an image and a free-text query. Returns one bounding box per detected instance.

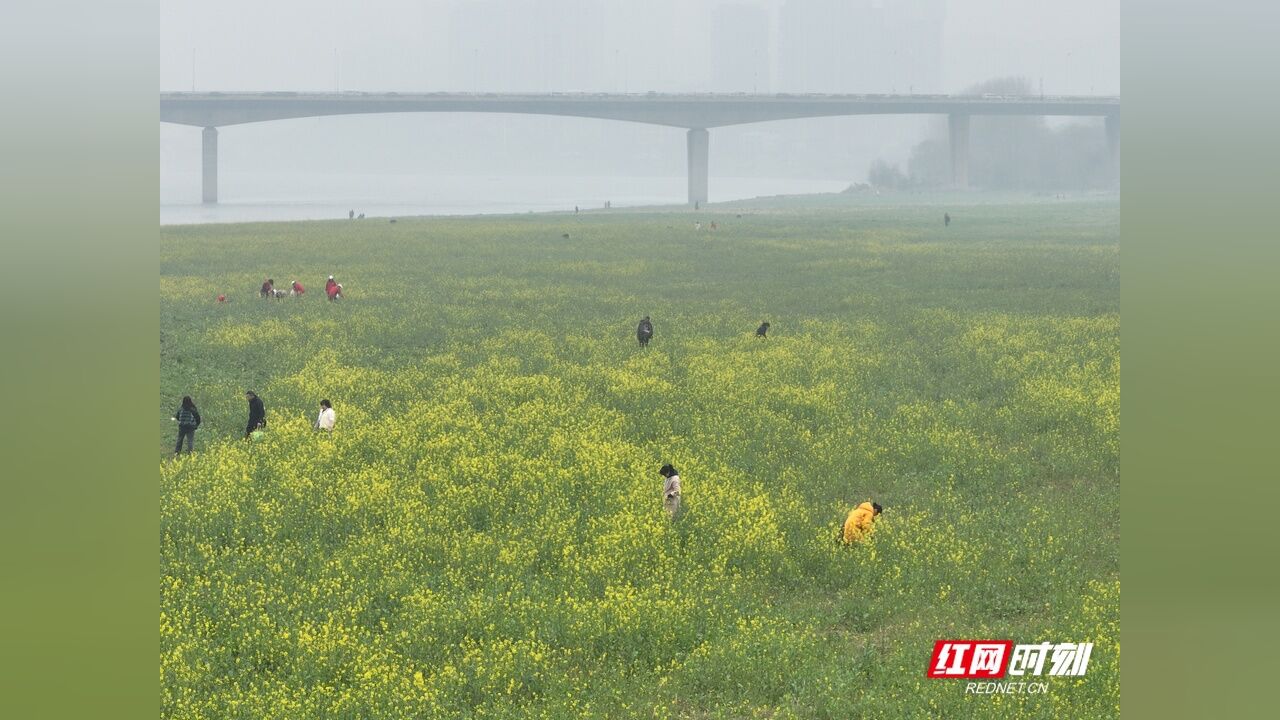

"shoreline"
[160,188,1120,228]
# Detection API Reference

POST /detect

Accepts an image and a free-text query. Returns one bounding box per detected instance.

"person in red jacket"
[325,275,341,301]
[290,280,305,297]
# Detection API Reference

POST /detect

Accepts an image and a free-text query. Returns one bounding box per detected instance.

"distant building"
[777,0,944,94]
[711,3,772,93]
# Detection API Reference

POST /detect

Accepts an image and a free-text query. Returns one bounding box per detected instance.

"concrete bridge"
[160,91,1120,205]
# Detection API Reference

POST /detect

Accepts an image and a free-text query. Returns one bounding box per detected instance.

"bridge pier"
[202,126,218,204]
[687,128,709,206]
[948,114,970,189]
[1105,114,1120,177]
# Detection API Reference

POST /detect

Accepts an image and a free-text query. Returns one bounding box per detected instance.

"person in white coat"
[660,463,682,518]
[315,399,336,431]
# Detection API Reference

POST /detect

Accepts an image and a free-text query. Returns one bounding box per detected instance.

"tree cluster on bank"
[866,77,1117,192]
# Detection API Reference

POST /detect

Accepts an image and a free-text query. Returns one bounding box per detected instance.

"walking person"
[171,396,202,456]
[315,399,336,431]
[636,315,654,347]
[660,463,682,518]
[244,390,266,438]
[944,213,951,227]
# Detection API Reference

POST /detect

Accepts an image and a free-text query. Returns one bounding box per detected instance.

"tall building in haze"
[778,0,944,94]
[711,3,771,93]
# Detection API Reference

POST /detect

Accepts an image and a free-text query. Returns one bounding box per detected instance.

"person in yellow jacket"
[842,501,883,543]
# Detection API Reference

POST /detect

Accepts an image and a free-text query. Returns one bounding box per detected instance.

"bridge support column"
[948,114,970,189]
[202,126,218,204]
[1105,114,1120,178]
[687,128,709,206]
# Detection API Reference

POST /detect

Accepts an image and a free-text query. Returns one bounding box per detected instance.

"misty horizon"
[160,1,1118,217]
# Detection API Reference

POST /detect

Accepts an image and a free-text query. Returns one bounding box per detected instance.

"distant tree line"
[867,77,1116,192]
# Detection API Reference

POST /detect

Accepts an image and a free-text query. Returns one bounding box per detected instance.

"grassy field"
[160,198,1119,718]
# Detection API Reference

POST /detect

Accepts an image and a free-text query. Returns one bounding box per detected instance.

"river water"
[159,173,849,225]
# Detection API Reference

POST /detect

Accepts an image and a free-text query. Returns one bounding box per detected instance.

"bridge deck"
[160,91,1120,128]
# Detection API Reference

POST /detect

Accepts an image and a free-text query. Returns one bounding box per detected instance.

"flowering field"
[160,200,1119,718]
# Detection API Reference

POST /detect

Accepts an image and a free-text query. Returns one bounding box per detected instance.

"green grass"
[161,198,1119,718]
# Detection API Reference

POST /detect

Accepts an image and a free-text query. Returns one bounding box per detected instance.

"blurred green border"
[1124,2,1280,718]
[0,2,158,717]
[9,1,1280,717]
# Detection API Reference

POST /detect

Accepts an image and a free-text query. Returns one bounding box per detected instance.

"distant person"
[575,205,579,214]
[756,321,770,338]
[217,294,226,303]
[315,399,335,431]
[260,278,274,298]
[290,280,305,297]
[694,222,702,231]
[244,390,266,438]
[842,501,883,544]
[171,396,202,456]
[358,213,365,219]
[325,275,341,302]
[660,463,682,518]
[710,221,718,231]
[349,209,354,220]
[944,213,951,227]
[636,315,653,347]
[694,201,699,211]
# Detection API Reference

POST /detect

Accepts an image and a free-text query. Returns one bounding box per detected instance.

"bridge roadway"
[160,92,1120,205]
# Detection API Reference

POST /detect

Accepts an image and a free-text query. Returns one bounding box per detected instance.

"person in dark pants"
[244,390,266,438]
[756,321,770,338]
[660,463,682,518]
[636,315,654,347]
[171,396,201,455]
[944,213,951,227]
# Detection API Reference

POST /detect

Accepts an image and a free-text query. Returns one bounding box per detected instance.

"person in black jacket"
[244,390,266,438]
[171,396,202,455]
[636,315,654,347]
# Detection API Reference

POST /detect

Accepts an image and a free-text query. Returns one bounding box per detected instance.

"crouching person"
[660,463,682,518]
[842,500,883,544]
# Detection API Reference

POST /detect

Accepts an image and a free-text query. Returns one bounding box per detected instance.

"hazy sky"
[160,1,1118,95]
